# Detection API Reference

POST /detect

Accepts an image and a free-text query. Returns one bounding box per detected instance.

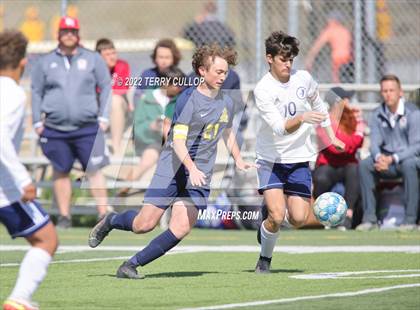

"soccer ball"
[313,192,348,227]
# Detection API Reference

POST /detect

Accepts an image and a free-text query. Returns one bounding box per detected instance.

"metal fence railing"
[3,0,419,85]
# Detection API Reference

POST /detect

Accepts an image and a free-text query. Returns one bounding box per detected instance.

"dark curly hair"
[265,31,299,59]
[192,43,237,75]
[151,39,181,67]
[0,30,28,70]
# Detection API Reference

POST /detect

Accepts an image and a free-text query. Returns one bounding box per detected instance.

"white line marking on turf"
[290,269,420,280]
[179,283,420,310]
[1,256,130,267]
[1,245,419,267]
[1,245,419,254]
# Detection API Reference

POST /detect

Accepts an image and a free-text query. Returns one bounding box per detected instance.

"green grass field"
[1,227,420,310]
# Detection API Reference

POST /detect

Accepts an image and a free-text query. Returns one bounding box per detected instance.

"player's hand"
[21,183,36,202]
[302,111,328,124]
[99,121,109,132]
[189,166,207,187]
[332,138,345,152]
[235,158,258,172]
[35,126,44,136]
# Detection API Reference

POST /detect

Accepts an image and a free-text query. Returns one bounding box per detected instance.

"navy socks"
[110,210,137,231]
[128,229,181,267]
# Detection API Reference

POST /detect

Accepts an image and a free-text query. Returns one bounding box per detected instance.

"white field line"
[290,269,420,280]
[179,283,420,310]
[1,256,130,267]
[1,245,419,254]
[1,245,419,268]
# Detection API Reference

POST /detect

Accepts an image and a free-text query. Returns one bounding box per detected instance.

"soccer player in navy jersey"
[89,44,255,279]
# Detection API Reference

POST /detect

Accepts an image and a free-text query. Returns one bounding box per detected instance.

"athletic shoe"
[3,299,39,310]
[56,215,71,229]
[337,217,352,231]
[257,204,268,244]
[88,212,116,248]
[255,255,271,274]
[116,261,145,279]
[355,222,378,231]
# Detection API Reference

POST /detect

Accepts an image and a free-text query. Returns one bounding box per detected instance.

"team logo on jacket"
[77,59,87,70]
[296,87,306,99]
[50,62,58,69]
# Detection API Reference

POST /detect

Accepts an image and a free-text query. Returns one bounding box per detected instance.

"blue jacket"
[31,47,111,131]
[369,100,420,163]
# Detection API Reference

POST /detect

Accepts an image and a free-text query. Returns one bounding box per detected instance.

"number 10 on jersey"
[284,102,297,117]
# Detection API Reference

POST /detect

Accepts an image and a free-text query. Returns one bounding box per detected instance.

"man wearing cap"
[313,87,365,229]
[31,16,113,228]
[356,75,420,231]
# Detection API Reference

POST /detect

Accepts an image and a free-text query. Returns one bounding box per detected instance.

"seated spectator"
[313,87,365,229]
[133,39,181,102]
[118,67,185,196]
[356,75,420,231]
[96,38,131,157]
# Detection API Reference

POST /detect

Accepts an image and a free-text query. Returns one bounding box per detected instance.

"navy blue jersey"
[154,87,234,180]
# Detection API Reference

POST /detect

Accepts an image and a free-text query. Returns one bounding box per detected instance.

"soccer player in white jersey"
[0,30,58,310]
[253,31,345,273]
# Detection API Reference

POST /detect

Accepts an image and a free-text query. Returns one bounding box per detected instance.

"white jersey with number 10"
[253,69,330,164]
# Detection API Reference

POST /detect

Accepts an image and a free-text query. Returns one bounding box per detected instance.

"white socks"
[260,220,280,258]
[9,247,52,302]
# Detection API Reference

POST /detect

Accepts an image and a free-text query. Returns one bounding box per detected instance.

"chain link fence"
[3,0,419,84]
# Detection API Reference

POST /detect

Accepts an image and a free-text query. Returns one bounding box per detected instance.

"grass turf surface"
[1,227,420,309]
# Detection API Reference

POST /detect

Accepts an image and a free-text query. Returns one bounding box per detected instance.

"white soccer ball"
[313,192,348,227]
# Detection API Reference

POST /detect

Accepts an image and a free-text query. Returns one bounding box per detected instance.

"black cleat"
[257,204,268,244]
[255,255,271,274]
[116,261,145,279]
[88,212,116,248]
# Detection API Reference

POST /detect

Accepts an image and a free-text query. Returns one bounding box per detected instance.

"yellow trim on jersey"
[173,124,189,140]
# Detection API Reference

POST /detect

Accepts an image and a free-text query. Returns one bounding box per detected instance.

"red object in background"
[316,120,364,167]
[59,16,80,30]
[111,59,130,95]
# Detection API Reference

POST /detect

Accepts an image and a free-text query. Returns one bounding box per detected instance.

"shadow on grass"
[87,271,220,279]
[147,271,220,278]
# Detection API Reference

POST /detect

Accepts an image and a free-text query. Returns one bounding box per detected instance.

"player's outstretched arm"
[222,128,256,171]
[0,120,33,199]
[323,125,345,151]
[307,83,345,151]
[172,136,206,187]
[284,111,328,134]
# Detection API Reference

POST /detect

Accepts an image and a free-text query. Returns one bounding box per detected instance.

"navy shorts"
[39,124,109,173]
[0,200,50,238]
[144,173,210,210]
[257,160,312,198]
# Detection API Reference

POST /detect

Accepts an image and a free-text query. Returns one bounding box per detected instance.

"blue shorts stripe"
[0,200,50,239]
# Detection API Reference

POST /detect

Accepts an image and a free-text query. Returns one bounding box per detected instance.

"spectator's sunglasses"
[60,29,79,36]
